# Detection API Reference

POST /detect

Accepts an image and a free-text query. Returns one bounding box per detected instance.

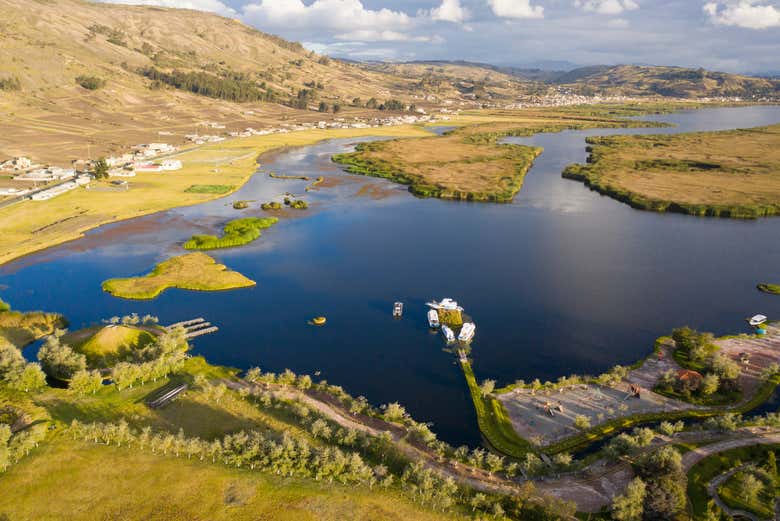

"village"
[0,112,449,205]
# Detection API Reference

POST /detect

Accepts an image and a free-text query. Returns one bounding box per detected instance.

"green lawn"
[183,217,278,250]
[184,184,235,194]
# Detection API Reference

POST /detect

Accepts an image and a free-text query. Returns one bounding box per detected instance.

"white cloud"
[242,0,413,36]
[487,0,544,19]
[94,0,236,17]
[574,0,639,15]
[425,0,470,23]
[703,1,780,29]
[335,30,433,41]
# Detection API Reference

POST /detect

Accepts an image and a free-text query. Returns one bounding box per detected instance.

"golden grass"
[563,124,780,218]
[101,252,255,300]
[0,125,431,266]
[0,309,66,348]
[0,438,465,521]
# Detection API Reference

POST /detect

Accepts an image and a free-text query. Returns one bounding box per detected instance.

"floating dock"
[165,318,219,339]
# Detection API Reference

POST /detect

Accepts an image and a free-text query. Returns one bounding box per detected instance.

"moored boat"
[458,322,475,342]
[427,309,440,329]
[393,301,403,318]
[441,325,456,343]
[425,298,463,312]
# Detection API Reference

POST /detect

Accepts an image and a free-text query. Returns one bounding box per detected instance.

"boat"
[441,325,456,344]
[311,316,327,326]
[425,298,463,312]
[458,322,476,342]
[748,314,767,327]
[393,302,403,318]
[427,309,440,329]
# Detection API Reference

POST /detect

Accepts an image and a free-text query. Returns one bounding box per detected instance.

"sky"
[99,0,780,73]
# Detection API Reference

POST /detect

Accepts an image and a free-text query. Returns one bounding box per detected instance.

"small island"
[183,217,278,250]
[563,124,780,218]
[102,253,255,300]
[758,283,780,295]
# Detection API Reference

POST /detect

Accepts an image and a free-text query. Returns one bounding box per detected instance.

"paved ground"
[498,326,780,448]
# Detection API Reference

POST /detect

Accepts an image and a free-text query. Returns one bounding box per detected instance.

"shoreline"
[0,124,434,268]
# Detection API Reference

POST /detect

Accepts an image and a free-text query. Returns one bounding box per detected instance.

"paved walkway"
[707,465,763,521]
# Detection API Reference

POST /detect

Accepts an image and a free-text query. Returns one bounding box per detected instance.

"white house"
[160,159,182,171]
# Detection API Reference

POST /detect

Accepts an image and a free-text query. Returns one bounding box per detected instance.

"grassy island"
[64,325,157,368]
[0,304,67,349]
[758,283,780,295]
[563,124,780,218]
[102,253,255,300]
[184,217,278,250]
[332,127,543,202]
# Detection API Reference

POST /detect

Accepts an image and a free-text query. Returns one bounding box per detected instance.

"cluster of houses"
[1,142,183,203]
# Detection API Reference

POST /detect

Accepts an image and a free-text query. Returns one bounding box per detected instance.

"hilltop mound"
[66,324,156,366]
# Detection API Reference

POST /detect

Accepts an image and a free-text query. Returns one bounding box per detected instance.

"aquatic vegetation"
[269,172,309,180]
[261,201,282,210]
[306,176,325,191]
[102,252,255,300]
[232,200,250,210]
[185,184,235,194]
[183,217,278,250]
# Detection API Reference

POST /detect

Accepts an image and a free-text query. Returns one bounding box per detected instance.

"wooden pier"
[165,318,219,339]
[147,383,188,409]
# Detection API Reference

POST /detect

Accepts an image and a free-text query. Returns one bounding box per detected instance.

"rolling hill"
[0,0,424,162]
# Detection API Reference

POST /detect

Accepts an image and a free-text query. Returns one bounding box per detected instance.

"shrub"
[76,75,106,90]
[0,77,21,91]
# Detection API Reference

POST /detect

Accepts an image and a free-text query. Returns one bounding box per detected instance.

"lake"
[2,105,780,447]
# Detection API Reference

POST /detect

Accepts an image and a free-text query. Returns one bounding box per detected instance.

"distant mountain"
[551,64,780,98]
[366,61,780,99]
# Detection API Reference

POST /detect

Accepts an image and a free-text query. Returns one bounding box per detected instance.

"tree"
[92,158,109,179]
[479,379,495,396]
[766,451,778,480]
[0,424,11,471]
[710,353,740,381]
[332,104,341,113]
[69,369,103,395]
[318,101,329,112]
[382,402,406,422]
[701,373,719,396]
[736,471,763,503]
[7,363,47,392]
[37,336,86,380]
[574,415,591,430]
[612,477,646,521]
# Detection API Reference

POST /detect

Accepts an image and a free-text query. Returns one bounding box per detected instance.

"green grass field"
[185,184,236,194]
[718,466,777,519]
[0,438,466,521]
[102,253,255,300]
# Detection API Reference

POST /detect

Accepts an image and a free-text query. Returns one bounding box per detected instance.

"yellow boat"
[312,316,327,326]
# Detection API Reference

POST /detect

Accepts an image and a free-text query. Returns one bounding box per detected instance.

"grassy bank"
[102,252,255,300]
[563,124,780,219]
[758,283,780,295]
[183,217,278,250]
[460,361,533,458]
[0,124,432,266]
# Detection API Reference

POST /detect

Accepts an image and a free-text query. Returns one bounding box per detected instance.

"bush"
[0,77,21,91]
[75,75,106,90]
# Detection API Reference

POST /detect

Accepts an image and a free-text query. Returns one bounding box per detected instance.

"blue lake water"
[2,106,780,447]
